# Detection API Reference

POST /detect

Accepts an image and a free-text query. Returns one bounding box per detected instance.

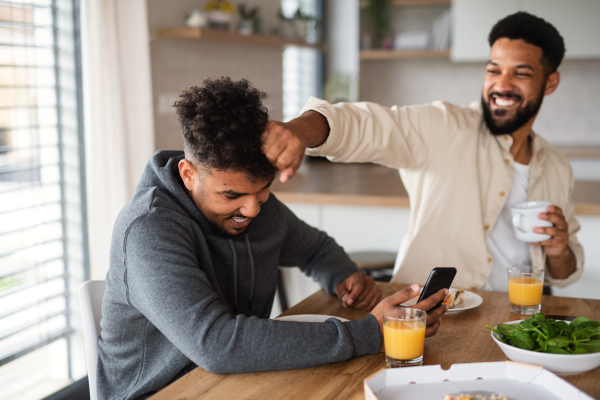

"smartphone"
[417,267,457,308]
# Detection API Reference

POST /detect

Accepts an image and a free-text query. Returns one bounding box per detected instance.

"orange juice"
[383,320,425,360]
[508,277,543,306]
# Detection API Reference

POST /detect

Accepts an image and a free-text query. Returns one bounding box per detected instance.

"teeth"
[232,218,248,223]
[495,98,517,107]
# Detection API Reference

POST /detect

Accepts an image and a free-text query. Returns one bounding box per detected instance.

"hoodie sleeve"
[274,198,360,295]
[123,209,381,374]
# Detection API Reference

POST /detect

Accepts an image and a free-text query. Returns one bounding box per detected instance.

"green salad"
[487,313,600,354]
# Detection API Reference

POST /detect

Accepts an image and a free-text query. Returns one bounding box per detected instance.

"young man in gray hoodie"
[96,77,447,400]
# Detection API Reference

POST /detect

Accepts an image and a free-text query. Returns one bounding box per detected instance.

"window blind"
[0,0,88,398]
[282,0,322,122]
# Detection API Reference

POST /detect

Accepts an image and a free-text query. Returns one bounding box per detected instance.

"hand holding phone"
[417,267,457,308]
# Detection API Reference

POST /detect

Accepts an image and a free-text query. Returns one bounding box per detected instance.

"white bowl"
[490,320,600,374]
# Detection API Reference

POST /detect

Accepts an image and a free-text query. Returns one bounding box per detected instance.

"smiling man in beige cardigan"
[261,12,584,291]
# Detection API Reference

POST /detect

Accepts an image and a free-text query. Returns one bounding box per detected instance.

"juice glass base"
[385,354,423,368]
[509,303,541,315]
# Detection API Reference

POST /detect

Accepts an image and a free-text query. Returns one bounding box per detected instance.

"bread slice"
[442,289,465,309]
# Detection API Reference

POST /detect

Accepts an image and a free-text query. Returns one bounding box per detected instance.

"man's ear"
[544,71,560,95]
[178,159,197,191]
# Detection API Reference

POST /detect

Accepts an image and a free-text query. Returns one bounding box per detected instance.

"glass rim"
[507,265,544,274]
[382,307,427,321]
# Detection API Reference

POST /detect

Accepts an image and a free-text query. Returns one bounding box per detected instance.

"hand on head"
[369,284,448,352]
[261,120,307,183]
[261,111,330,183]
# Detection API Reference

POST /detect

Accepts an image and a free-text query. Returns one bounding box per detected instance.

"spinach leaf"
[551,320,573,337]
[577,321,600,330]
[577,340,600,354]
[570,316,591,330]
[571,348,589,354]
[547,337,572,348]
[546,346,570,354]
[571,327,600,341]
[497,323,520,336]
[510,330,536,350]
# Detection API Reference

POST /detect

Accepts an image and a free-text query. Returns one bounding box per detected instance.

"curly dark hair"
[173,77,277,181]
[488,11,565,75]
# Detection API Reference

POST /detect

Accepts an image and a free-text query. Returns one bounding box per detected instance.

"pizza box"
[363,361,594,400]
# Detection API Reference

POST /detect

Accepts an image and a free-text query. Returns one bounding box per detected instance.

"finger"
[279,156,303,183]
[413,288,448,312]
[345,280,364,306]
[425,318,441,337]
[261,124,288,162]
[351,276,374,306]
[532,237,569,249]
[353,283,378,310]
[367,289,383,310]
[385,284,421,306]
[547,205,564,217]
[538,212,567,228]
[533,226,567,238]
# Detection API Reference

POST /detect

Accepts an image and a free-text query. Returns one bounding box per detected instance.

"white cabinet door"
[452,0,600,62]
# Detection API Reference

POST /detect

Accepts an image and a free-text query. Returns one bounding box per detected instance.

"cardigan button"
[484,224,490,230]
[487,257,492,263]
[499,191,505,196]
[505,159,510,165]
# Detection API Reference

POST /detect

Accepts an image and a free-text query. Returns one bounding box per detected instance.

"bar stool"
[348,251,397,282]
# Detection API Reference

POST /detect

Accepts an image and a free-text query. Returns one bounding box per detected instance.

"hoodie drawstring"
[245,234,255,309]
[228,239,238,314]
[228,235,255,313]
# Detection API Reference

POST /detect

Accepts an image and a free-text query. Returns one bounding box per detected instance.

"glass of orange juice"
[382,308,427,368]
[507,266,544,315]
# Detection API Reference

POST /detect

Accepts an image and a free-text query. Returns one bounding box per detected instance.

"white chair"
[79,280,106,400]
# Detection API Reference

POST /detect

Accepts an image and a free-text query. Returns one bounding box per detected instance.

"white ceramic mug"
[510,201,553,242]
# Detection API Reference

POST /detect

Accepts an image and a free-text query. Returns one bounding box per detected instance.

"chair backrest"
[79,280,106,400]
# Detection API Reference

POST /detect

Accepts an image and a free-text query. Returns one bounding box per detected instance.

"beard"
[481,85,545,135]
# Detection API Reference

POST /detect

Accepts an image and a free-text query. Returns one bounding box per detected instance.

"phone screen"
[417,267,457,307]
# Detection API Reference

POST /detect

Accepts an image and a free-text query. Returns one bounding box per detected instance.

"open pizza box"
[363,361,594,400]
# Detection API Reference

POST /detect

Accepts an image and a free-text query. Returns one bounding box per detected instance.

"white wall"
[360,58,600,146]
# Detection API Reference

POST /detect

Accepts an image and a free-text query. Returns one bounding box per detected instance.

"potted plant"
[364,0,391,49]
[237,4,258,36]
[203,0,236,31]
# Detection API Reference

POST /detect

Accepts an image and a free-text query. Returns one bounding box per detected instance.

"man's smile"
[228,215,252,229]
[490,92,522,109]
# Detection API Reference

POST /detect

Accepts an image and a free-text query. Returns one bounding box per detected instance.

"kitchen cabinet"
[452,0,600,62]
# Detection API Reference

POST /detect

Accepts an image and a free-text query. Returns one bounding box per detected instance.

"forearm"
[288,110,330,148]
[546,246,576,280]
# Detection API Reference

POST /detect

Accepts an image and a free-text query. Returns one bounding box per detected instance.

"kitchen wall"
[147,0,284,151]
[360,58,600,146]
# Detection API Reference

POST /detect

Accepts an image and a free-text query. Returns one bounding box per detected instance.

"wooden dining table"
[150,282,600,400]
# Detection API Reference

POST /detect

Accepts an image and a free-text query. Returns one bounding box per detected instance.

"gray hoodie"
[96,150,381,400]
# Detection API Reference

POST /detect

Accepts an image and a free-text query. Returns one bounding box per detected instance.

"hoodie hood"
[137,150,215,233]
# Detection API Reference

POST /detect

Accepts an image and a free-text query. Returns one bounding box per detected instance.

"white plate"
[273,314,349,323]
[491,319,600,374]
[401,288,483,313]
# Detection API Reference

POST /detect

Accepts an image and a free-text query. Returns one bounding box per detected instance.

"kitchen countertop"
[272,157,600,215]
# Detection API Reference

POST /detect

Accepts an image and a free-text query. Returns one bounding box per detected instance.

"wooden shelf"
[153,27,319,49]
[360,0,450,8]
[360,49,450,60]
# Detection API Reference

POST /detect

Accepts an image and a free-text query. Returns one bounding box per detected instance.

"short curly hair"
[488,12,565,75]
[173,77,277,181]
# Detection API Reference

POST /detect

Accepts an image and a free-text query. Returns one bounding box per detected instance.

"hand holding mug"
[532,204,570,258]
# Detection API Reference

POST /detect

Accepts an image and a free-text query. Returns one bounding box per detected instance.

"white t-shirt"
[482,162,531,291]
